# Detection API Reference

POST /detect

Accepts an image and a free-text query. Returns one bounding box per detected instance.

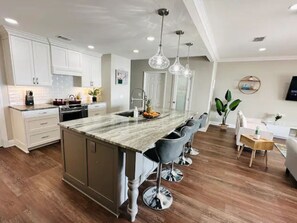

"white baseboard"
[2,139,15,148]
[209,121,236,129]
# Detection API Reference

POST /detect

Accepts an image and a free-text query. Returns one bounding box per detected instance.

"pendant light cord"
[176,34,181,58]
[187,45,190,66]
[159,15,164,47]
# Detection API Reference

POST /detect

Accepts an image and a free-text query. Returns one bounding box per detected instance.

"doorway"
[171,72,194,111]
[143,71,167,108]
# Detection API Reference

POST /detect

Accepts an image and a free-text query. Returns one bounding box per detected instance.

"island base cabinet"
[61,128,127,216]
[62,130,87,186]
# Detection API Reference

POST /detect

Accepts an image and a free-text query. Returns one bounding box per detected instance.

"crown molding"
[218,56,297,63]
[183,0,219,62]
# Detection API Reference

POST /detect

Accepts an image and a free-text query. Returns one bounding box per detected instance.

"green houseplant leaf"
[229,99,242,111]
[215,98,223,112]
[225,89,232,102]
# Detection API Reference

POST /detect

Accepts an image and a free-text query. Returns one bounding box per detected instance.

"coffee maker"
[25,90,34,105]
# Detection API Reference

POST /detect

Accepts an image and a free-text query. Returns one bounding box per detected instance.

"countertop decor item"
[88,87,101,102]
[215,89,242,129]
[183,42,193,78]
[169,30,185,75]
[238,76,261,94]
[148,8,170,69]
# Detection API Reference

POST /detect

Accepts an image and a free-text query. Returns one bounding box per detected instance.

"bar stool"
[174,120,197,166]
[186,113,208,156]
[161,127,192,182]
[142,128,189,210]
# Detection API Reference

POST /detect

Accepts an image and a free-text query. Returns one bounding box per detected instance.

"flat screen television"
[286,76,297,101]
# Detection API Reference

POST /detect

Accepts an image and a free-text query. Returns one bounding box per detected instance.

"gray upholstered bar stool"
[142,128,189,210]
[174,120,198,166]
[161,127,193,182]
[186,113,208,156]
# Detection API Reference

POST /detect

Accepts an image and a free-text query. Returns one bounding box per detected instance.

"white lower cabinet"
[88,103,107,117]
[10,108,60,153]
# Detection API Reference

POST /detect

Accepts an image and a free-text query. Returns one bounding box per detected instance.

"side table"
[237,134,274,168]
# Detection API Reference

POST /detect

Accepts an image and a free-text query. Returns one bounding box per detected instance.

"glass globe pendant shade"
[148,45,170,69]
[168,56,185,75]
[183,42,193,78]
[183,64,193,78]
[169,30,185,75]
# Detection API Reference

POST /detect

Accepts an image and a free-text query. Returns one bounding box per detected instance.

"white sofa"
[285,137,297,181]
[235,111,274,150]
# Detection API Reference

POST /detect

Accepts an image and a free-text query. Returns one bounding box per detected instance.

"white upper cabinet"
[2,34,52,86]
[81,54,101,87]
[10,35,35,85]
[51,45,82,76]
[32,41,51,86]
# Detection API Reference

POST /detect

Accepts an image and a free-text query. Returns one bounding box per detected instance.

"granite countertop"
[59,108,195,153]
[9,104,58,111]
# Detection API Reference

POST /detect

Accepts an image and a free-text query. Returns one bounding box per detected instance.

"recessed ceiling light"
[289,4,297,11]
[4,18,18,25]
[88,45,94,49]
[133,49,139,53]
[146,36,155,41]
[259,48,267,52]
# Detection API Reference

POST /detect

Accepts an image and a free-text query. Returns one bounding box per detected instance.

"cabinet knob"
[36,77,39,84]
[33,77,35,84]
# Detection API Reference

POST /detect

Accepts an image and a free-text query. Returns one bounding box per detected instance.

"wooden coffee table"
[237,134,274,168]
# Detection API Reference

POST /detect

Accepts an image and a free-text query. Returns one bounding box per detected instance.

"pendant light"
[169,30,185,75]
[183,42,193,78]
[148,8,170,69]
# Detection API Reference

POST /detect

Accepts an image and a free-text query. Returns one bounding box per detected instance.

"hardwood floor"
[1,125,296,223]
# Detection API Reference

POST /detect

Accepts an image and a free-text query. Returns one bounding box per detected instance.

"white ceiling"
[201,0,297,61]
[0,0,210,60]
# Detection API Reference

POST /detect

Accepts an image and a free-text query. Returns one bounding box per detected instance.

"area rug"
[274,143,287,158]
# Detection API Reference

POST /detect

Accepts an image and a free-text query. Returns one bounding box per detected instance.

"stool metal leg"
[143,163,173,210]
[174,146,192,166]
[161,162,183,182]
[185,138,199,156]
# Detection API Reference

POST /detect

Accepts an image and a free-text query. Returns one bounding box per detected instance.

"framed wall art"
[115,69,128,85]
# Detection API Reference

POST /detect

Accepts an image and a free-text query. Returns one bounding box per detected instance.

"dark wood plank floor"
[1,125,297,223]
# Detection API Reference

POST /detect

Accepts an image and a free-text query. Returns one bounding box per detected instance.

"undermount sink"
[116,110,143,118]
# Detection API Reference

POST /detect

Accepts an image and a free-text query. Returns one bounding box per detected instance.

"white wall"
[102,54,131,113]
[211,60,297,127]
[130,57,214,115]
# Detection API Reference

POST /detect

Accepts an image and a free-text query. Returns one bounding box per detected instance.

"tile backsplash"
[8,75,93,105]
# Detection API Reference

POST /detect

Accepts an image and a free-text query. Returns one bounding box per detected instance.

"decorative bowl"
[143,112,160,119]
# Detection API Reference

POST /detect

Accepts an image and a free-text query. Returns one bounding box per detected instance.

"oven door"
[60,110,83,122]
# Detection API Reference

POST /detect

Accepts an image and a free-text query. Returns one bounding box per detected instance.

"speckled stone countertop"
[9,104,58,111]
[59,108,195,153]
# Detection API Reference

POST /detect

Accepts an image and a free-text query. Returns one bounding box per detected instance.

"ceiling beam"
[183,0,219,62]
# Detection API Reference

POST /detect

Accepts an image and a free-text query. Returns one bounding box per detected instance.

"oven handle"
[60,110,83,114]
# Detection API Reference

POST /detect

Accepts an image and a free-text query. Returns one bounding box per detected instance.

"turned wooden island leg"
[127,178,139,222]
[125,150,143,222]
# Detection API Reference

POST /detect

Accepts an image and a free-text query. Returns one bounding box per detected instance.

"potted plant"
[215,90,242,130]
[88,88,101,102]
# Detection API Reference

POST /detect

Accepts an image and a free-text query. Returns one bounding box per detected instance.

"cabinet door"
[32,41,52,86]
[81,54,92,87]
[10,35,34,85]
[68,50,82,72]
[91,56,101,87]
[51,46,68,70]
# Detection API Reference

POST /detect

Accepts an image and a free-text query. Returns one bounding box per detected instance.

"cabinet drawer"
[27,116,59,132]
[23,108,59,118]
[88,109,106,117]
[88,103,106,110]
[28,128,60,148]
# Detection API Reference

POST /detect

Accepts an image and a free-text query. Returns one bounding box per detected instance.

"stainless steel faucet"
[131,88,148,112]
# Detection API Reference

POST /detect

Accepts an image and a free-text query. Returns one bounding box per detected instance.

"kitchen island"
[59,108,194,221]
